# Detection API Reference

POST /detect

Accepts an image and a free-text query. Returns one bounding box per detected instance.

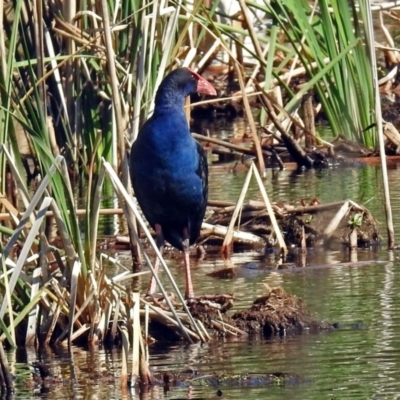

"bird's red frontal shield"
[189,69,217,96]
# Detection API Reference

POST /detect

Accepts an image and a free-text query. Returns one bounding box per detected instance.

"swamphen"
[130,68,217,299]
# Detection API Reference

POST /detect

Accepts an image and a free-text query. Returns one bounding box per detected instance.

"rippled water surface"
[12,162,400,399]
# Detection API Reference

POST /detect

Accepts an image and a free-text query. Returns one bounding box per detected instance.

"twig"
[202,222,264,245]
[192,133,271,157]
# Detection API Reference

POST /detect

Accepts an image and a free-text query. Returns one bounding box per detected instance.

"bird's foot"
[184,291,195,303]
[185,298,196,307]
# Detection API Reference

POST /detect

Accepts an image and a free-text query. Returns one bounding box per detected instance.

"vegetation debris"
[232,287,331,335]
[146,287,331,340]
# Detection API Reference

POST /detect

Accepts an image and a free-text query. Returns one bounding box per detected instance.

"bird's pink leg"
[147,255,161,295]
[182,235,194,299]
[147,224,163,295]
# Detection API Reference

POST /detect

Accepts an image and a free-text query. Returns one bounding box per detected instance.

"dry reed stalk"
[322,200,350,241]
[234,64,265,174]
[365,2,395,248]
[120,323,129,387]
[131,292,140,379]
[221,163,254,255]
[139,299,202,342]
[221,163,286,256]
[25,267,41,345]
[250,164,287,255]
[233,58,331,96]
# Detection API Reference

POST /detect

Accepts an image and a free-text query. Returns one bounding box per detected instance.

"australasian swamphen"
[130,67,217,299]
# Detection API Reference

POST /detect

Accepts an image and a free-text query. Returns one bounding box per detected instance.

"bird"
[130,67,217,299]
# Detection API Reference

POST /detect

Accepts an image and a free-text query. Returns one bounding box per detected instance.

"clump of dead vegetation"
[232,286,331,335]
[204,197,379,252]
[144,285,331,341]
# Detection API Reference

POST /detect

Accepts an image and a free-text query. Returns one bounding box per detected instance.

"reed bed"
[0,0,396,389]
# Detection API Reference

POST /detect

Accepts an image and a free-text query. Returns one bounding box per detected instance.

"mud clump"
[183,288,331,338]
[231,287,330,336]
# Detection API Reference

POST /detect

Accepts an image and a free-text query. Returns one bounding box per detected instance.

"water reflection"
[12,163,400,399]
[192,115,247,141]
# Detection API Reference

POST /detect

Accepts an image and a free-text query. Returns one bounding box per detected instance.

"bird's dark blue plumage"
[129,68,216,298]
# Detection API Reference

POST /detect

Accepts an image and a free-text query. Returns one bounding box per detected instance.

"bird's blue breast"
[130,110,205,233]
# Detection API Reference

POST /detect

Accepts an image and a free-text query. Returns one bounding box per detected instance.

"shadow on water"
[12,117,400,399]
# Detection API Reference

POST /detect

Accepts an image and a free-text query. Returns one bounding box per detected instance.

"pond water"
[10,159,400,399]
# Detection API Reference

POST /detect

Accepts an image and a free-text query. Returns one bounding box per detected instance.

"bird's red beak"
[189,69,217,96]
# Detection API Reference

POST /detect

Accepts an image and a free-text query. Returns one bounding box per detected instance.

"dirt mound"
[184,287,332,338]
[231,287,329,335]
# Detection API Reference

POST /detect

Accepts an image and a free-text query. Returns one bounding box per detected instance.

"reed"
[252,0,376,146]
[0,0,389,356]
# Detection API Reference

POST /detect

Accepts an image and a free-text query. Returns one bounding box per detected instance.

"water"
[10,162,400,399]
